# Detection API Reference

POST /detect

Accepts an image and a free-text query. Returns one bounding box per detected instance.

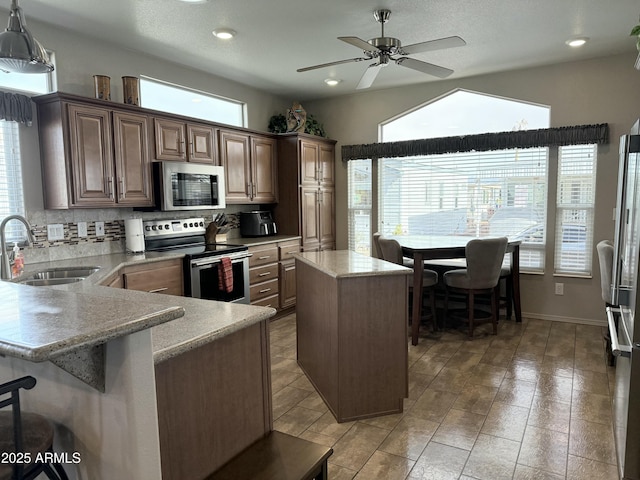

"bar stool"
[0,376,68,480]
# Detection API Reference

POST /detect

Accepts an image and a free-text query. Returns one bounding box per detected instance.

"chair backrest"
[377,237,404,265]
[372,232,382,259]
[465,237,508,289]
[597,239,614,305]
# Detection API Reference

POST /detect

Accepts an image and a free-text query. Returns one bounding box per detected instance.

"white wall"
[303,52,640,324]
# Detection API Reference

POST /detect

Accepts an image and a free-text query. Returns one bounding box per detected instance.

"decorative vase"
[93,75,111,101]
[122,76,140,106]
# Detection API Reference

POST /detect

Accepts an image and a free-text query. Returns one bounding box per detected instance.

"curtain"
[0,91,32,126]
[342,123,608,161]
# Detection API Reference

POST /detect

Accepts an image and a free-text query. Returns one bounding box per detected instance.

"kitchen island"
[0,253,277,480]
[295,250,411,422]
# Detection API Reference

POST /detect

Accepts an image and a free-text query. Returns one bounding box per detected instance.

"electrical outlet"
[47,224,64,241]
[555,282,564,295]
[77,221,88,238]
[95,221,105,237]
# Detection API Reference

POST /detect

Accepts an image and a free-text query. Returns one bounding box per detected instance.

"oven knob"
[158,225,163,230]
[152,225,157,230]
[189,222,193,227]
[199,221,204,227]
[183,223,188,228]
[145,226,151,231]
[164,224,170,230]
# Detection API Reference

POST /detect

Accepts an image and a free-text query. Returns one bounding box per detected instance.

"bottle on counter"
[11,243,23,278]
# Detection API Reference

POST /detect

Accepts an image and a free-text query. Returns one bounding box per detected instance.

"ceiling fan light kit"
[0,0,53,74]
[297,9,465,89]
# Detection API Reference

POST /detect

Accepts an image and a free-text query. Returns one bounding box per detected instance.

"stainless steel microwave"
[153,161,226,211]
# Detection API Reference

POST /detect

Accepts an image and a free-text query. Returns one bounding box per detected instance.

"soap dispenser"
[11,243,23,278]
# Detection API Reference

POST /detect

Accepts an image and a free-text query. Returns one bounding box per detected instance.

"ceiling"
[16,0,640,100]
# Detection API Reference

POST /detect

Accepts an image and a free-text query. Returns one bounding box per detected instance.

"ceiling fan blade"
[356,64,384,90]
[400,36,466,55]
[339,36,379,53]
[395,57,453,78]
[297,57,367,73]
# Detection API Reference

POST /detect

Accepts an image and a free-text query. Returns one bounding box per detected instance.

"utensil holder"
[122,76,140,106]
[93,75,111,101]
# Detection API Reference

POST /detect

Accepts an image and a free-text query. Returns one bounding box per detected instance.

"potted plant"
[631,22,640,51]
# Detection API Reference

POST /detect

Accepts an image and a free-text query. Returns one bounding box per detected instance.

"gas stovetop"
[142,217,247,258]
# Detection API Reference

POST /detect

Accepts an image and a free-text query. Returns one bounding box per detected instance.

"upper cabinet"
[154,118,217,164]
[219,129,277,204]
[35,94,154,209]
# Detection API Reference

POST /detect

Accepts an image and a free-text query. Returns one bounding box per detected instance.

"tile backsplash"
[21,207,245,265]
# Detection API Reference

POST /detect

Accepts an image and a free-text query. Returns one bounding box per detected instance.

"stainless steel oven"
[143,217,250,304]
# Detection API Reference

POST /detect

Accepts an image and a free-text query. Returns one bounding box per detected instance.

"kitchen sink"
[30,267,100,280]
[20,278,84,286]
[14,266,100,286]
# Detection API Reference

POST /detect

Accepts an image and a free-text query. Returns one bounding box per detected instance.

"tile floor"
[269,313,619,480]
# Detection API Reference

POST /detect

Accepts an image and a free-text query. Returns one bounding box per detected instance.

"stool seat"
[0,412,54,480]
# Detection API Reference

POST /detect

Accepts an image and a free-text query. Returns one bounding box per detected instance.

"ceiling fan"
[297,9,466,90]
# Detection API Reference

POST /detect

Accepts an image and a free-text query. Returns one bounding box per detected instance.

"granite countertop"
[6,247,278,365]
[295,250,413,278]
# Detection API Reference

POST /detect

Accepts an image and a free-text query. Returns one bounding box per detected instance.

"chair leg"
[444,288,449,330]
[506,276,513,320]
[468,291,475,338]
[491,286,499,335]
[429,286,438,332]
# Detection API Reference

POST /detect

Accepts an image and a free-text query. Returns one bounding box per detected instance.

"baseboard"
[521,311,606,327]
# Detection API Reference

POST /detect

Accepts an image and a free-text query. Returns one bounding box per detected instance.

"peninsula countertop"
[5,249,276,364]
[294,249,413,278]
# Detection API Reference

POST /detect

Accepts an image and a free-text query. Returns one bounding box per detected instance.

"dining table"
[392,235,522,345]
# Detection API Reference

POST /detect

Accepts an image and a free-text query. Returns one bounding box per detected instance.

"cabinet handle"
[258,271,271,276]
[107,177,114,199]
[149,287,168,293]
[180,140,185,155]
[119,177,124,199]
[253,184,257,197]
[286,251,298,255]
[258,255,272,260]
[246,183,252,198]
[259,288,272,293]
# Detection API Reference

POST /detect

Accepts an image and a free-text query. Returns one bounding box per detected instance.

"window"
[348,159,372,255]
[554,144,597,275]
[378,148,548,271]
[0,69,53,95]
[0,121,26,243]
[140,77,245,127]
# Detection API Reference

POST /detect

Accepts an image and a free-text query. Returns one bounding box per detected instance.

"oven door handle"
[190,252,251,268]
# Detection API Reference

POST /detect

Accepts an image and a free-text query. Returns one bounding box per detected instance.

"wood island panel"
[296,251,410,422]
[155,320,272,480]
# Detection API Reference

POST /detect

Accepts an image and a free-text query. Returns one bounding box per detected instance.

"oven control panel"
[143,217,206,238]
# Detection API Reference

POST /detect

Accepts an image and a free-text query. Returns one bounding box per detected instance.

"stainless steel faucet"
[1,215,35,280]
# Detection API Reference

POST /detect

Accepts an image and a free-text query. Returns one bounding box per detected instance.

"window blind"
[0,120,27,243]
[347,159,372,255]
[379,147,548,271]
[554,144,597,275]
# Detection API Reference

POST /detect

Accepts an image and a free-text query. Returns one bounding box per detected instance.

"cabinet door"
[319,187,335,247]
[300,140,319,185]
[300,186,320,248]
[113,111,154,207]
[154,118,187,161]
[319,143,335,186]
[123,261,184,296]
[219,130,251,203]
[187,124,217,164]
[250,136,277,203]
[67,103,115,206]
[279,260,296,309]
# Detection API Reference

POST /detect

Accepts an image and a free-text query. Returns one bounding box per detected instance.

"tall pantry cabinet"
[274,133,336,252]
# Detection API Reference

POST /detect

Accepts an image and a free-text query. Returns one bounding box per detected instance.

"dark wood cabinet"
[219,130,277,204]
[154,117,217,164]
[275,134,336,252]
[34,93,154,208]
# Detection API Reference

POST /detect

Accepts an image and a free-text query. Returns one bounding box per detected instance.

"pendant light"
[0,0,53,73]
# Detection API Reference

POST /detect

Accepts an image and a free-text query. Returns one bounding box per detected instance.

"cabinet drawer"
[248,246,279,268]
[249,264,278,285]
[251,293,279,309]
[124,264,183,296]
[278,241,301,261]
[250,278,279,301]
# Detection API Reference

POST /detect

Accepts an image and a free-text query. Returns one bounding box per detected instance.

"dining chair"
[443,237,508,338]
[377,236,439,335]
[597,239,616,366]
[0,376,69,480]
[372,232,383,259]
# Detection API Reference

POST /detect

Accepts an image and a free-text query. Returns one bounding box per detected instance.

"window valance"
[0,91,33,126]
[342,123,608,161]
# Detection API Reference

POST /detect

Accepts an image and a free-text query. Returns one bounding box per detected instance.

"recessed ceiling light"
[178,0,208,3]
[566,37,588,47]
[212,28,237,40]
[324,78,342,86]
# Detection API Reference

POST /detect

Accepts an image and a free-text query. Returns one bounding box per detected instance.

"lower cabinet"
[248,238,301,311]
[121,258,184,296]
